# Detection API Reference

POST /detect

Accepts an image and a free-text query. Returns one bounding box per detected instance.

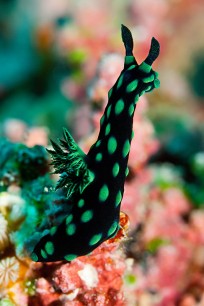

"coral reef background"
[0,0,204,305]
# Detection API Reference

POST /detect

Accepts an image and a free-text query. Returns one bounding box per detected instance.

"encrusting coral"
[0,257,19,286]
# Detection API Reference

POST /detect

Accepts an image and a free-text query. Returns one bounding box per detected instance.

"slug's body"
[31,25,160,262]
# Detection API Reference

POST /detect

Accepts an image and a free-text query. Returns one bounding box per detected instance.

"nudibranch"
[31,25,160,262]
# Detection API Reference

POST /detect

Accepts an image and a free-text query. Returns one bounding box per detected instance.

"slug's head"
[121,25,160,96]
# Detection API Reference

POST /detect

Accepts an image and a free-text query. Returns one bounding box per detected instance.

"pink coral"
[129,113,159,173]
[53,261,84,293]
[3,119,49,147]
[53,242,126,298]
[36,277,60,305]
[3,119,27,143]
[25,127,49,147]
[32,242,126,305]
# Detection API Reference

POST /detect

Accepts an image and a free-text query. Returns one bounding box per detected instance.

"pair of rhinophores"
[30,25,160,262]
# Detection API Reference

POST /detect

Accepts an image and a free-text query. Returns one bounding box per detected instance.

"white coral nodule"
[0,257,20,285]
[0,213,9,251]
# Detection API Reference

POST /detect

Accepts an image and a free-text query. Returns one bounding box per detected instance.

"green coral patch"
[124,274,137,285]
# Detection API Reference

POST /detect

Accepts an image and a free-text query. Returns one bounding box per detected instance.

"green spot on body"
[50,226,57,236]
[112,163,120,177]
[89,170,95,183]
[45,241,54,255]
[108,221,118,237]
[108,136,117,154]
[135,94,139,103]
[126,80,138,93]
[66,214,73,225]
[96,153,103,162]
[31,253,38,262]
[116,191,122,207]
[89,233,102,246]
[41,249,47,259]
[117,75,123,89]
[96,140,101,148]
[64,254,77,261]
[108,88,113,98]
[139,90,146,97]
[100,116,105,126]
[78,199,85,208]
[105,123,111,136]
[142,74,154,83]
[99,184,109,202]
[131,130,134,140]
[115,99,124,115]
[128,104,134,116]
[125,56,135,65]
[123,139,130,158]
[139,62,151,73]
[81,210,93,222]
[66,224,76,236]
[145,85,152,92]
[106,105,112,118]
[125,167,129,177]
[154,78,160,88]
[127,64,136,71]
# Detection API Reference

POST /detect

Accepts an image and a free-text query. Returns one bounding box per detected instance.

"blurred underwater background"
[0,0,204,305]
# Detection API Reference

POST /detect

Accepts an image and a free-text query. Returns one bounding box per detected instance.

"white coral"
[0,213,9,251]
[0,192,25,208]
[78,264,98,288]
[0,257,20,285]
